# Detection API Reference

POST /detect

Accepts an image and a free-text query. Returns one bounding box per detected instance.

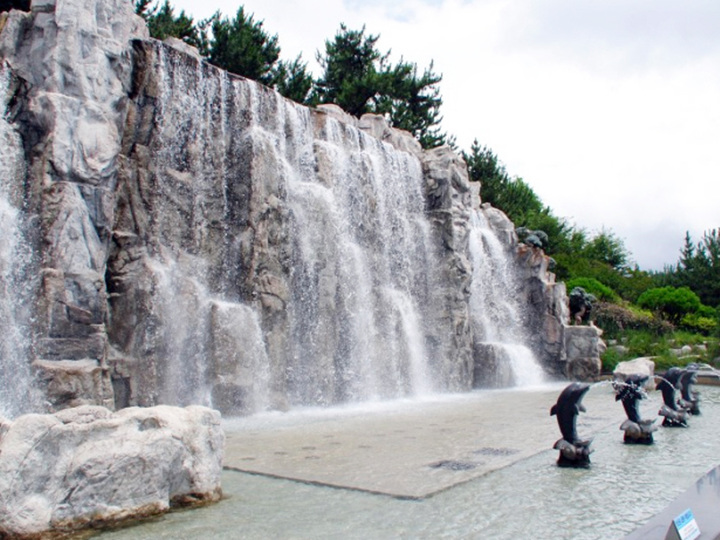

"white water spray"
[0,65,42,417]
[469,210,545,386]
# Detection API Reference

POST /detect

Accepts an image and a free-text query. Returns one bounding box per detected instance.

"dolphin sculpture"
[657,367,689,427]
[613,374,657,444]
[678,366,700,415]
[550,382,593,467]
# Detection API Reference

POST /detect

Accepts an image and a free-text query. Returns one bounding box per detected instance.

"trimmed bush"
[637,286,702,324]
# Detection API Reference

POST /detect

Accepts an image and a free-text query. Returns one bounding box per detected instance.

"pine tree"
[208,7,280,86]
[315,24,449,148]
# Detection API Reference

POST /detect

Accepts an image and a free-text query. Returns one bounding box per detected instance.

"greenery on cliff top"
[133,0,451,147]
[132,0,719,365]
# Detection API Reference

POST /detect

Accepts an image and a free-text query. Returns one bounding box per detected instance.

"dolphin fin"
[577,403,587,413]
[550,404,557,416]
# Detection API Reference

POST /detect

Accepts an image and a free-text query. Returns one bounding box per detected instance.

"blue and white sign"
[673,508,700,540]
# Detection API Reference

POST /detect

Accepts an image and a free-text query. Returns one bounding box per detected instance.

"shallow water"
[98,386,720,540]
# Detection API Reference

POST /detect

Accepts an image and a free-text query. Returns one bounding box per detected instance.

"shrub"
[600,347,624,373]
[637,286,702,324]
[593,301,672,340]
[680,313,718,335]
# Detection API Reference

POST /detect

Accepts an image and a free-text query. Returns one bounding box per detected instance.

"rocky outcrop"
[0,404,223,538]
[476,197,569,376]
[564,325,606,381]
[422,145,474,390]
[0,0,148,411]
[1,0,569,416]
[516,242,569,377]
[613,357,656,388]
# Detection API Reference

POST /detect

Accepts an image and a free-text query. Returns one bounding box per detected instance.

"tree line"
[133,0,450,148]
[464,141,719,343]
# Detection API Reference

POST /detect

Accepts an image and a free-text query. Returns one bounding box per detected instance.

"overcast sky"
[171,0,720,271]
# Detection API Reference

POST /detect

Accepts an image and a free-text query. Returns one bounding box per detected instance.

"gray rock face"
[0,404,223,537]
[1,0,148,412]
[477,200,569,376]
[0,0,569,416]
[564,325,607,381]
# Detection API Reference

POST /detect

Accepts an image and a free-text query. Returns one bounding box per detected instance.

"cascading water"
[286,114,438,404]
[1,34,553,417]
[114,42,443,413]
[0,64,42,418]
[468,209,545,386]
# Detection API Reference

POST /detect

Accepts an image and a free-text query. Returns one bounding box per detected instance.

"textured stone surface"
[0,404,223,537]
[564,325,607,380]
[614,357,656,389]
[477,195,569,375]
[1,0,570,414]
[421,145,474,390]
[1,0,148,408]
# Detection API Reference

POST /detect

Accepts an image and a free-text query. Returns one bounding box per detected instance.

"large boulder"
[613,357,656,389]
[0,404,224,537]
[564,325,606,381]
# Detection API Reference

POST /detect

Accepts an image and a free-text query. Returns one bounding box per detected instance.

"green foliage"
[652,354,704,372]
[680,313,718,335]
[581,229,630,271]
[463,141,544,224]
[658,228,720,308]
[314,25,384,115]
[208,7,280,86]
[519,209,574,254]
[462,141,506,201]
[139,2,312,104]
[597,302,672,339]
[135,0,206,51]
[637,286,702,324]
[376,60,448,148]
[615,267,655,304]
[566,278,618,302]
[600,346,624,373]
[272,56,315,104]
[314,24,449,148]
[600,329,716,372]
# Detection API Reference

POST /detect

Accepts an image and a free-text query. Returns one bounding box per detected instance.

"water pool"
[98,385,720,540]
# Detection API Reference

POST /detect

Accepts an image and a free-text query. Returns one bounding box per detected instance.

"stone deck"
[223,384,625,499]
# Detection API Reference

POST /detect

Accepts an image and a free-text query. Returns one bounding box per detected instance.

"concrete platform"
[223,384,625,499]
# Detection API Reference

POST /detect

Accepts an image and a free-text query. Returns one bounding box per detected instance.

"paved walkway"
[223,383,626,499]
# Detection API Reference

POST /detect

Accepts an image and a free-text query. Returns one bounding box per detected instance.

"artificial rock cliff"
[0,0,570,417]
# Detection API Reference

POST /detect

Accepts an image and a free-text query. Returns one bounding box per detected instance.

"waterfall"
[284,112,439,405]
[114,42,443,412]
[1,34,556,417]
[0,65,42,418]
[468,210,545,387]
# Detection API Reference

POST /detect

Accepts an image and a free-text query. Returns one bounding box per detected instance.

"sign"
[670,508,700,540]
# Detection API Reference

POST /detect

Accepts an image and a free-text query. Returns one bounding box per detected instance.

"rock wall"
[0,0,569,417]
[0,0,149,412]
